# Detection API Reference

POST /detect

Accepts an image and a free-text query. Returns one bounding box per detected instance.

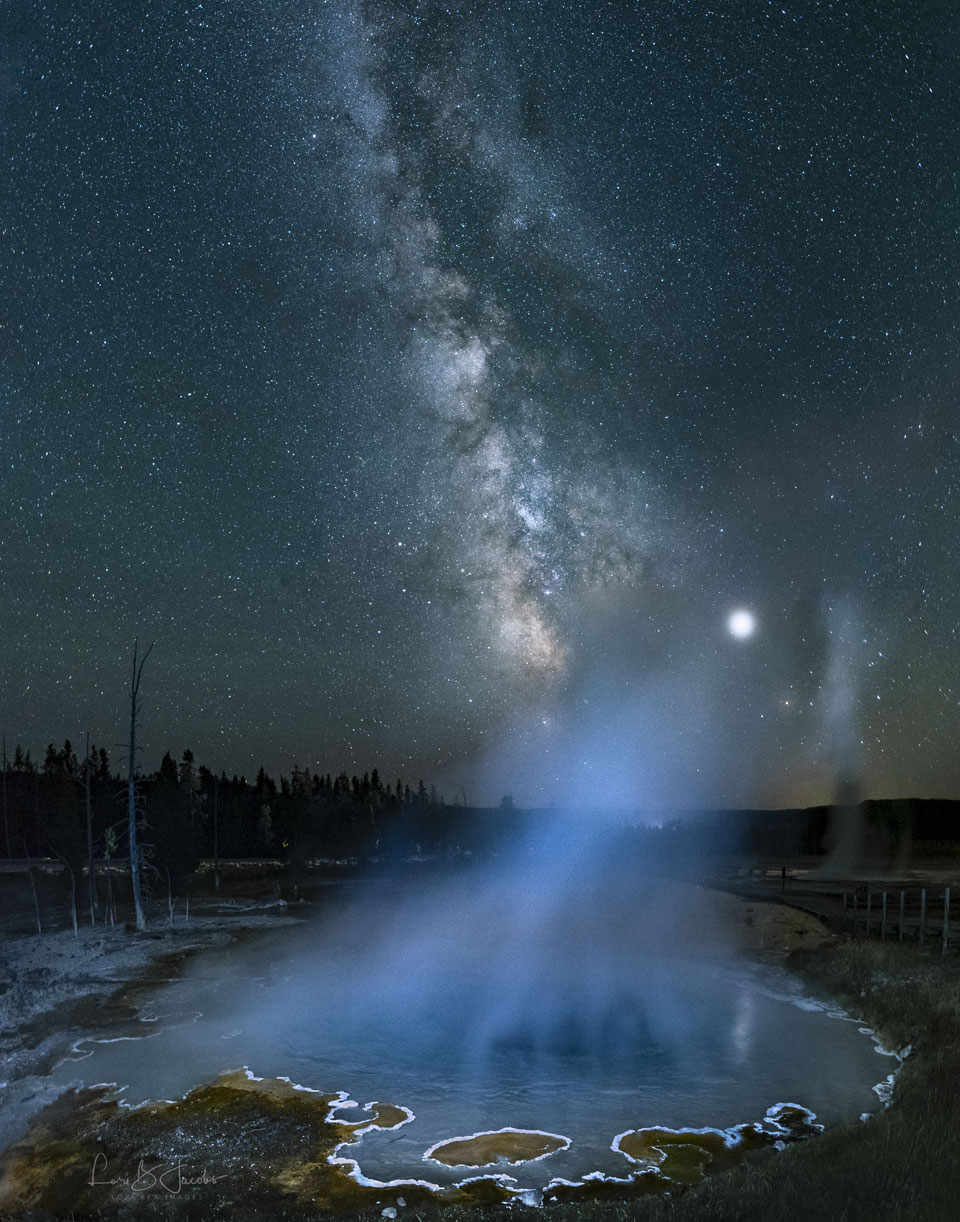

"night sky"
[3,1,958,809]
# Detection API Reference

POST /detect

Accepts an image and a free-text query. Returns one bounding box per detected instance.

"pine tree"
[179,748,195,787]
[60,739,78,776]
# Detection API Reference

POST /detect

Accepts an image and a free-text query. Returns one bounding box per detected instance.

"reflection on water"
[37,868,888,1189]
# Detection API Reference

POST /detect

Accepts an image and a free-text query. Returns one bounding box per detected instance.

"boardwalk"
[709,863,958,954]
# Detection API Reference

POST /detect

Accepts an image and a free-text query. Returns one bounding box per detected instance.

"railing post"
[898,890,905,942]
[919,889,926,945]
[866,891,872,936]
[881,891,887,941]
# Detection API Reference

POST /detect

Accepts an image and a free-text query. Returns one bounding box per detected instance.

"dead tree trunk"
[126,639,154,933]
[2,732,10,859]
[85,731,98,926]
[213,775,220,893]
[23,837,42,935]
[65,859,78,937]
[103,826,117,926]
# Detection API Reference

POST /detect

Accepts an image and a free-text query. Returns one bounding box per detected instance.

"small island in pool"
[425,1127,571,1167]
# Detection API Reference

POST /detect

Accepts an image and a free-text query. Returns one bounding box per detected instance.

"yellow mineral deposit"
[0,1065,824,1217]
[0,1071,436,1217]
[614,1102,821,1188]
[425,1127,570,1167]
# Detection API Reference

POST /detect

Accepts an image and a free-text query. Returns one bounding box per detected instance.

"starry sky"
[2,0,958,810]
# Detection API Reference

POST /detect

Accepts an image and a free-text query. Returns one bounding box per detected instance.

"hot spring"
[18,820,893,1197]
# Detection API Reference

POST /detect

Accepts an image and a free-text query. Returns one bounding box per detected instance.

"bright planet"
[727,610,756,639]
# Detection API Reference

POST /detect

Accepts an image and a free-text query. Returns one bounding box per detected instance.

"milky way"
[2,2,958,807]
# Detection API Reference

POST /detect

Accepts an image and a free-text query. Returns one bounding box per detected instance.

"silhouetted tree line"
[1,738,119,932]
[6,733,960,935]
[634,798,960,862]
[1,738,455,910]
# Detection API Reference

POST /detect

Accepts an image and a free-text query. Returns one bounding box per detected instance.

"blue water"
[31,875,888,1189]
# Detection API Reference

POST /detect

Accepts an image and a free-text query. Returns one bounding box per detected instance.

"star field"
[2,1,958,808]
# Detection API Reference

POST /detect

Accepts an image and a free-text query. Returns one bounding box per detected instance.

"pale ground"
[0,905,302,1086]
[626,881,835,960]
[708,888,835,956]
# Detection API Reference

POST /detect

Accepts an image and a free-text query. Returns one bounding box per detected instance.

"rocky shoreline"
[0,907,302,1138]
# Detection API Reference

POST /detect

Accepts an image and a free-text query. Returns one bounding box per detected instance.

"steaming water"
[27,864,889,1190]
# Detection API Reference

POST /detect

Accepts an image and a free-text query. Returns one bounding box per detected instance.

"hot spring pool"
[30,874,893,1193]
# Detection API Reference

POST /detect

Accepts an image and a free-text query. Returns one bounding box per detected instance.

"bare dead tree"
[165,864,175,925]
[22,836,42,935]
[66,858,78,936]
[213,774,220,893]
[103,826,117,926]
[84,730,98,926]
[126,639,154,933]
[2,731,10,858]
[45,845,78,937]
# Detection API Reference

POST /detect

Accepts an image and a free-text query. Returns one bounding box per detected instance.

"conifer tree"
[158,752,178,784]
